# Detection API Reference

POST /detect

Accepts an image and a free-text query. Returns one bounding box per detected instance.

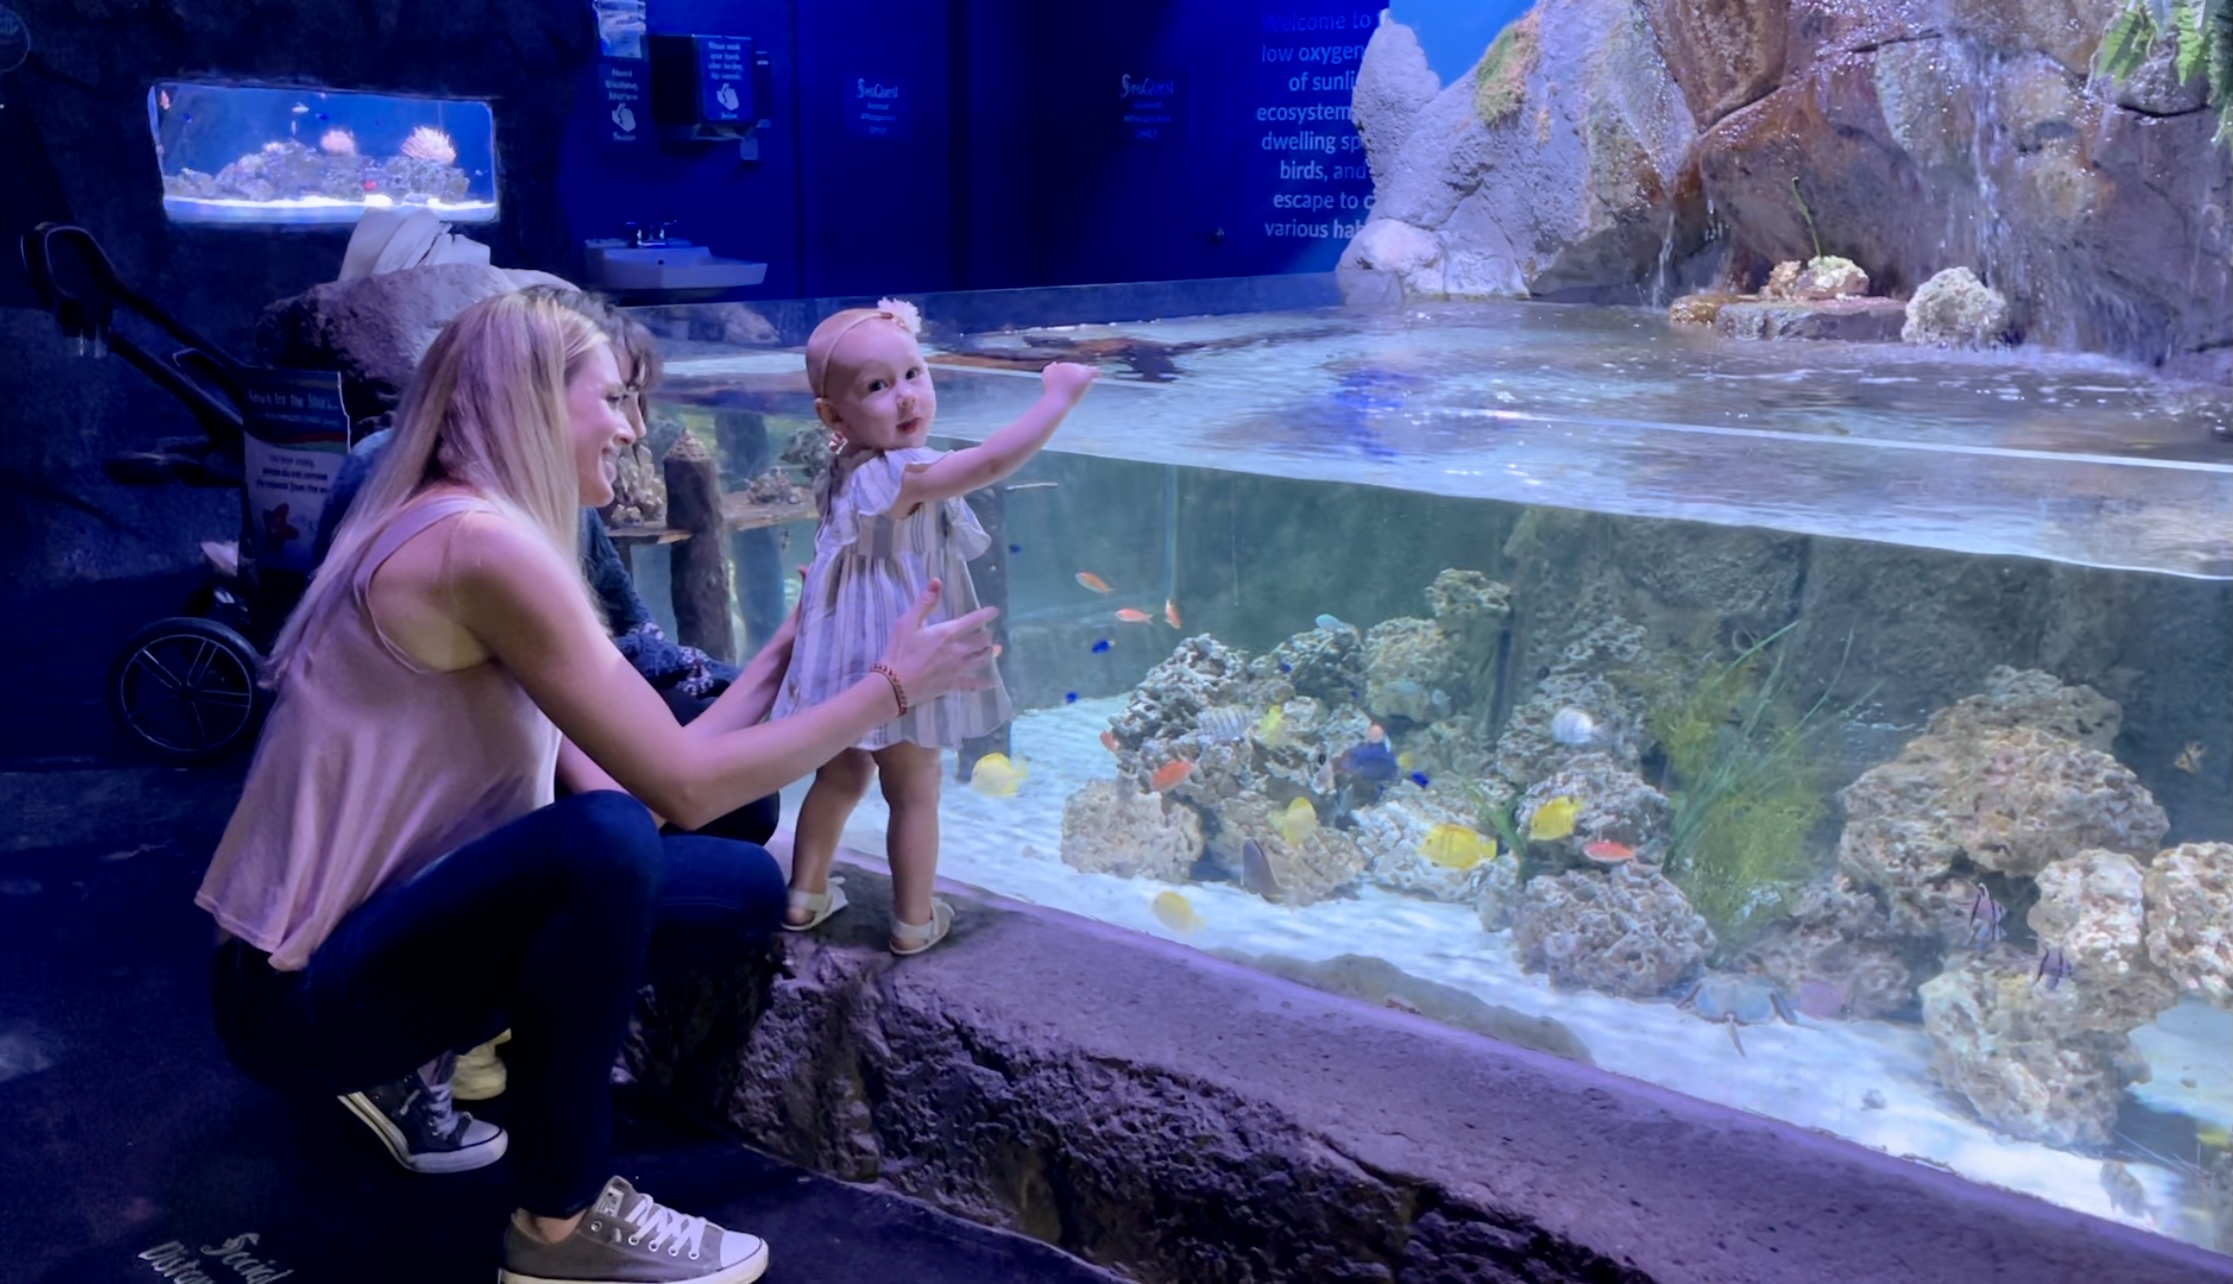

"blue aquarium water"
[150,81,497,225]
[647,294,2233,1253]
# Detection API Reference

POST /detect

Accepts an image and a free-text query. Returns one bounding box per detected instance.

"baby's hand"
[1041,361,1099,403]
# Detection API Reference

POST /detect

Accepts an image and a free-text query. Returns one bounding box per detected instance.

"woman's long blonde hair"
[262,290,610,685]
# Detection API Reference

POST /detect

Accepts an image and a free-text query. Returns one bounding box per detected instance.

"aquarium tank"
[149,81,497,225]
[632,291,2233,1256]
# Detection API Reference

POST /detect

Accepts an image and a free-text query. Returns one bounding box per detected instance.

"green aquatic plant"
[1644,622,1865,958]
[1473,12,1541,127]
[2098,0,2233,147]
[1789,177,1824,262]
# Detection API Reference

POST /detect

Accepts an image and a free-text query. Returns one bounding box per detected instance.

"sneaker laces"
[621,1190,711,1259]
[410,1054,469,1143]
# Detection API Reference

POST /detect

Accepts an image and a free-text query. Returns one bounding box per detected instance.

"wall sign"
[1118,70,1184,145]
[601,58,644,143]
[698,35,752,124]
[847,75,909,140]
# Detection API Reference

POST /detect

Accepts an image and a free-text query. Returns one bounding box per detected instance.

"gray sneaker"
[499,1175,769,1284]
[338,1050,508,1174]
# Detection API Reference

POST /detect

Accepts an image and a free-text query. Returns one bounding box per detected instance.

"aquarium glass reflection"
[641,296,2233,1255]
[150,81,497,225]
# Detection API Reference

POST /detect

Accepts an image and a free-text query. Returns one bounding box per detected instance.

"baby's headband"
[806,297,923,400]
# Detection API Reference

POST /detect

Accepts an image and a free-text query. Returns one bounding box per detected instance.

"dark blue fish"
[1409,771,1431,788]
[1240,838,1281,900]
[1064,692,1079,703]
[1278,662,1293,674]
[1333,739,1400,785]
[1008,543,1022,554]
[1091,639,1111,654]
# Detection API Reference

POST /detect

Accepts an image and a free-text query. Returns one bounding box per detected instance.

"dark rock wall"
[0,0,594,598]
[1653,0,2233,367]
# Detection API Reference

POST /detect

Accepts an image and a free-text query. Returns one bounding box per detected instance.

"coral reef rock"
[1353,791,1517,905]
[1743,873,1925,1020]
[1518,754,1672,869]
[1339,0,1702,304]
[1837,670,2164,936]
[1920,952,2151,1149]
[2026,849,2179,1032]
[1058,780,1203,882]
[1255,623,1365,709]
[1212,795,1369,907]
[605,442,666,527]
[1762,256,1869,300]
[2142,841,2233,1010]
[1903,266,2011,349]
[1512,864,1714,998]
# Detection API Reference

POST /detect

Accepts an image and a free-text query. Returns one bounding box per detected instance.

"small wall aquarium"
[150,81,497,226]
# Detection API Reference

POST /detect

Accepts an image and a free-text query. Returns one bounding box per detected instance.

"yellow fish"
[1152,890,1204,934]
[1275,796,1319,846]
[1419,823,1495,870]
[1254,703,1286,747]
[1529,796,1581,841]
[967,752,1027,798]
[2174,741,2205,774]
[2197,1122,2231,1150]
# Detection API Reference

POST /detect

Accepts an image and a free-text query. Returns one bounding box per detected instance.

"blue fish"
[1008,543,1022,554]
[1064,691,1079,703]
[1091,639,1111,654]
[1409,771,1431,788]
[1334,739,1400,785]
[1278,662,1293,674]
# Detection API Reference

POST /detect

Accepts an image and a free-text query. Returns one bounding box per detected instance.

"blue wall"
[1386,0,1535,87]
[552,0,1385,298]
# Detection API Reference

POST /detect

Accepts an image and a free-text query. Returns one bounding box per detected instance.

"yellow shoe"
[452,1030,510,1102]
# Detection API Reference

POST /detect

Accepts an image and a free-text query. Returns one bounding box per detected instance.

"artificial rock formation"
[1338,0,1703,303]
[1347,0,2233,368]
[1512,862,1714,997]
[2143,841,2233,1009]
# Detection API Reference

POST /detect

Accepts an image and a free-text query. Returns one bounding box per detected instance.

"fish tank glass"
[635,290,2233,1255]
[149,81,497,225]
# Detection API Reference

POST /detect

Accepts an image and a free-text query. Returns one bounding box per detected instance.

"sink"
[582,241,767,294]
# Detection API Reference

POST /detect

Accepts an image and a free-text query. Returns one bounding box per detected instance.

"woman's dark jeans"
[208,791,784,1217]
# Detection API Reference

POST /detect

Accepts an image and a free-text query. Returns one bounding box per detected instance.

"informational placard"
[847,75,909,140]
[600,57,644,143]
[1252,4,1374,249]
[238,369,349,575]
[1117,70,1184,145]
[698,35,752,124]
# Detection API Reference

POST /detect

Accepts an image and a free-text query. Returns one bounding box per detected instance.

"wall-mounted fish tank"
[150,82,498,226]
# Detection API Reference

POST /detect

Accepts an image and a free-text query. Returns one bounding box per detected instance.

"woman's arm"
[896,362,1097,508]
[679,571,805,738]
[556,736,665,827]
[449,514,993,831]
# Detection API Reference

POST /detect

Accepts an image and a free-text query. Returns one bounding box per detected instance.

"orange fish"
[1115,608,1152,623]
[1100,730,1121,753]
[1149,759,1195,792]
[1164,599,1182,629]
[1582,840,1636,864]
[1076,572,1115,595]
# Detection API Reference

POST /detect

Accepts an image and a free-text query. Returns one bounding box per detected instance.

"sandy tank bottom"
[779,694,2232,1248]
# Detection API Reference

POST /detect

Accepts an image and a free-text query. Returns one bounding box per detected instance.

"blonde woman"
[199,291,996,1284]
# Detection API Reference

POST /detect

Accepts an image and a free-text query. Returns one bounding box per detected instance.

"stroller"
[21,222,323,763]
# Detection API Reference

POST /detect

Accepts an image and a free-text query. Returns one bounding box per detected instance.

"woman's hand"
[878,579,1000,702]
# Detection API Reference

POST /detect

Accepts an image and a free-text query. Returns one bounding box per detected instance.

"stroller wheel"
[109,615,268,763]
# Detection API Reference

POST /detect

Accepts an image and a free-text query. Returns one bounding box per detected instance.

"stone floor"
[0,764,1119,1284]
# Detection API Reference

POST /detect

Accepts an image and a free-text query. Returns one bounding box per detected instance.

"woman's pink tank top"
[196,494,560,971]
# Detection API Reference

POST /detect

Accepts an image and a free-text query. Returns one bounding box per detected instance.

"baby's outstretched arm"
[896,361,1096,507]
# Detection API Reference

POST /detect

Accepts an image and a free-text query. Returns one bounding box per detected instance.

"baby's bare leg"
[873,742,944,940]
[786,748,875,926]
